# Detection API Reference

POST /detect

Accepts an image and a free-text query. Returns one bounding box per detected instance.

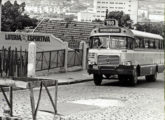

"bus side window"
[149,39,155,49]
[163,41,164,49]
[126,37,133,49]
[158,40,162,49]
[161,41,164,49]
[138,37,145,48]
[155,40,159,49]
[144,38,149,49]
[135,37,140,48]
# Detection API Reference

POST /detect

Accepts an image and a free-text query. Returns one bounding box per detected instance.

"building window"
[119,2,123,4]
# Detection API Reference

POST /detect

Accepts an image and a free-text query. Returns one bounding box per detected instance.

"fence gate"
[67,49,83,67]
[0,47,28,77]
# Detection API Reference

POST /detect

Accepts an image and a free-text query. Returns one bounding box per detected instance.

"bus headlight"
[88,61,96,65]
[122,61,132,66]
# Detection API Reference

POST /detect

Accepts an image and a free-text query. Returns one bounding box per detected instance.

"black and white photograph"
[0,0,164,120]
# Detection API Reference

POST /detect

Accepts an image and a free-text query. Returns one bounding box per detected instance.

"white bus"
[87,25,164,86]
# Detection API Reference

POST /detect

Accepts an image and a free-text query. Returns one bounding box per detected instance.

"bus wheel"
[129,71,138,86]
[118,75,128,85]
[118,75,125,81]
[93,74,102,86]
[145,73,157,82]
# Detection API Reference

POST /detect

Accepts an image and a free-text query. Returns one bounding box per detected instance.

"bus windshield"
[89,36,132,49]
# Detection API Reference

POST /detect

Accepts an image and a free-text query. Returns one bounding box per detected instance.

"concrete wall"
[0,32,65,52]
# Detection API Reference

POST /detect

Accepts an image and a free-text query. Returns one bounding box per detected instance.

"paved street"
[0,73,164,120]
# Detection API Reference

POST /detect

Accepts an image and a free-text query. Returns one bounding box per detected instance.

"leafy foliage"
[92,19,103,23]
[134,22,164,36]
[107,11,132,28]
[1,1,38,31]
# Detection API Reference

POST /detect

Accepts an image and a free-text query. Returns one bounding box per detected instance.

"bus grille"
[98,55,120,65]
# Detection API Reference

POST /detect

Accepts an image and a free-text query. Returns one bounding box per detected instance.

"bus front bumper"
[87,65,134,75]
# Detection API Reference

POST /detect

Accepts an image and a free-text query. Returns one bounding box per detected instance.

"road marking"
[71,98,124,108]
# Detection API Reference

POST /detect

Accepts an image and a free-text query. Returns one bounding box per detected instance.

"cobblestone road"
[0,73,164,120]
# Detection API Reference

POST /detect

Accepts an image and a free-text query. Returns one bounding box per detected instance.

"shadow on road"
[101,78,164,89]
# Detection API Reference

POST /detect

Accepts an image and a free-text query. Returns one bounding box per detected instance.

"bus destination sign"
[99,28,121,33]
[104,19,118,27]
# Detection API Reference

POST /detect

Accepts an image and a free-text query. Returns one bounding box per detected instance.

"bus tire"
[145,73,157,82]
[129,71,138,86]
[93,74,102,86]
[118,75,129,85]
[118,75,125,82]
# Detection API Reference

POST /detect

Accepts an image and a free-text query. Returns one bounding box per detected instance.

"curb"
[58,79,93,85]
[0,79,93,92]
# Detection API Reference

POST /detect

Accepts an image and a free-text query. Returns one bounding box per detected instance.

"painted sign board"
[0,32,66,51]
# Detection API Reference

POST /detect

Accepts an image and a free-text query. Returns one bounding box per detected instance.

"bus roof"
[131,30,163,40]
[90,26,163,40]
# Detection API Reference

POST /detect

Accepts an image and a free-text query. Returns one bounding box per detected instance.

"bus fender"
[139,65,157,76]
[156,64,164,73]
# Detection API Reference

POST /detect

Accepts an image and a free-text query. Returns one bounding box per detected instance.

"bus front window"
[90,36,108,49]
[90,36,127,49]
[110,36,126,49]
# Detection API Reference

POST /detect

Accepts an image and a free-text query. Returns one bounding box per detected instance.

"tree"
[107,11,132,28]
[1,1,38,31]
[134,22,164,36]
[92,19,103,23]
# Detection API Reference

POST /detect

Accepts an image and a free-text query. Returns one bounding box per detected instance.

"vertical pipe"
[55,81,58,114]
[56,51,59,68]
[29,84,36,120]
[41,52,43,70]
[20,47,23,77]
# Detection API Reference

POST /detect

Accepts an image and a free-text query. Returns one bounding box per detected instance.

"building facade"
[93,0,138,23]
[77,8,96,22]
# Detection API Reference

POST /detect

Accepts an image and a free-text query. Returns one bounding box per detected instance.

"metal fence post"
[49,51,52,70]
[64,42,68,72]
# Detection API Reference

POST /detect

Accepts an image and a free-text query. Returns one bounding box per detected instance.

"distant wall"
[0,32,66,51]
[34,20,103,44]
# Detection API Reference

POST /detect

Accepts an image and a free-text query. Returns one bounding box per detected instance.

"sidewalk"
[36,70,93,85]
